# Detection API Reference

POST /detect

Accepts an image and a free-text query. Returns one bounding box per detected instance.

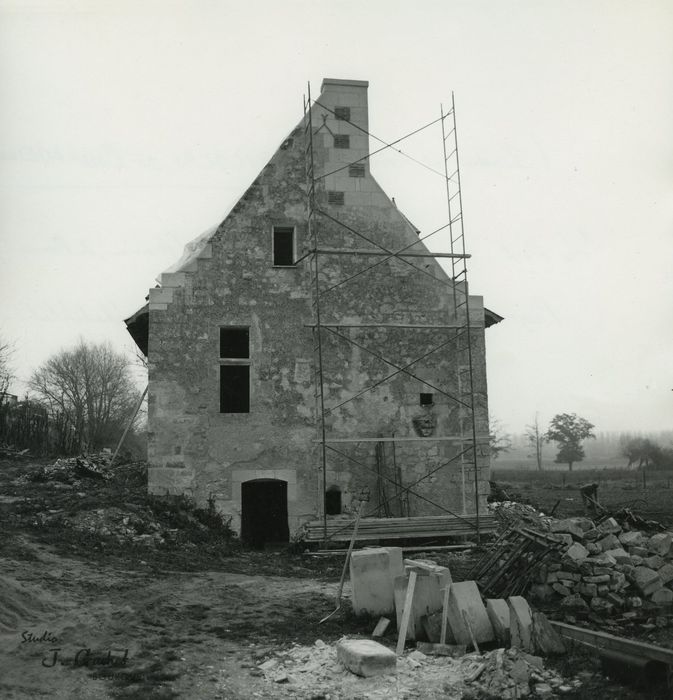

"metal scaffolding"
[302,86,487,544]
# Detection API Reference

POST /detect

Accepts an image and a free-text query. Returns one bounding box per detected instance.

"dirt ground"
[1,535,369,699]
[1,456,672,699]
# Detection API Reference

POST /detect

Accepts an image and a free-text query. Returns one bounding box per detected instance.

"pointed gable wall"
[145,78,491,535]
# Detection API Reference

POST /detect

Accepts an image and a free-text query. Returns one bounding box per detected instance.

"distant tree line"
[620,435,673,470]
[0,336,145,457]
[492,411,673,473]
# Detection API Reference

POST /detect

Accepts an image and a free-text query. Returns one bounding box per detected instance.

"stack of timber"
[471,526,565,598]
[303,514,496,543]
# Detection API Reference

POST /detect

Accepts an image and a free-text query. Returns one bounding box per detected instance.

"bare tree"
[0,334,15,401]
[489,416,512,460]
[525,413,544,471]
[29,340,141,452]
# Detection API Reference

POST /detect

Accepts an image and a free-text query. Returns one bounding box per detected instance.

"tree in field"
[28,340,142,452]
[620,436,662,469]
[544,412,595,471]
[489,416,512,460]
[525,413,544,471]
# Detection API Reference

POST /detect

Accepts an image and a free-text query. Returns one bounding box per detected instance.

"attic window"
[327,191,345,205]
[420,393,434,406]
[349,163,365,178]
[334,107,350,121]
[334,135,350,149]
[273,226,295,266]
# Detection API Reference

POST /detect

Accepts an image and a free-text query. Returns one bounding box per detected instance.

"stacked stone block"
[530,516,673,615]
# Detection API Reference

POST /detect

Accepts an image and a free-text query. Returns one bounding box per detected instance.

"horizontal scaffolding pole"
[304,323,472,329]
[312,247,470,259]
[313,435,489,443]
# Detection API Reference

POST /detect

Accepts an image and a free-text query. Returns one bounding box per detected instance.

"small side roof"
[124,302,149,356]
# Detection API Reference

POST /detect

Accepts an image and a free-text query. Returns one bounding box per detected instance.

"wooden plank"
[302,515,496,542]
[550,621,673,666]
[304,323,468,329]
[314,435,488,443]
[396,571,417,656]
[304,544,476,556]
[440,583,451,645]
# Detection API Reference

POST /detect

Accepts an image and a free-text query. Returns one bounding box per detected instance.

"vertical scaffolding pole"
[304,85,329,543]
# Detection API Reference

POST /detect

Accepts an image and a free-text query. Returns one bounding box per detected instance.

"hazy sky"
[1,0,672,433]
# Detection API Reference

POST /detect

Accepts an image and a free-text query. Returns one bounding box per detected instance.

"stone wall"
[145,79,492,535]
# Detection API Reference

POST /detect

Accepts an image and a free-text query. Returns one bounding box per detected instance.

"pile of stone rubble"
[528,516,673,614]
[20,454,114,484]
[459,647,578,698]
[257,638,580,698]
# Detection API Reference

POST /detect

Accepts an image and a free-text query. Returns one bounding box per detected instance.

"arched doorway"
[240,479,289,549]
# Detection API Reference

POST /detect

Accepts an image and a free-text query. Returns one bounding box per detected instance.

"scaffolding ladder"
[303,85,485,544]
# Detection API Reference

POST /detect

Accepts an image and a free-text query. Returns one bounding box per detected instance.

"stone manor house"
[126,78,502,547]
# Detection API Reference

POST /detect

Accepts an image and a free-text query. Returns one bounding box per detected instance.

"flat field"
[491,465,673,526]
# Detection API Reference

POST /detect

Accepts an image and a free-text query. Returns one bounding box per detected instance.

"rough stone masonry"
[125,78,501,543]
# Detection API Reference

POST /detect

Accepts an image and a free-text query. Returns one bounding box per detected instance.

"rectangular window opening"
[349,163,365,178]
[220,365,250,413]
[220,328,249,359]
[334,107,350,121]
[327,191,345,205]
[420,393,434,406]
[273,226,295,266]
[334,134,350,149]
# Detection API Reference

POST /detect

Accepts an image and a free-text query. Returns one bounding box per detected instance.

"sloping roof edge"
[484,307,504,328]
[124,302,149,356]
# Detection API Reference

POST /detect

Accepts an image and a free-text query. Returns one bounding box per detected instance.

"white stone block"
[350,547,404,617]
[336,638,396,677]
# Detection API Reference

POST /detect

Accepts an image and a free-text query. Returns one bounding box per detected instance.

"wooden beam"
[440,583,451,645]
[304,323,477,329]
[314,435,489,443]
[550,621,673,666]
[397,571,417,655]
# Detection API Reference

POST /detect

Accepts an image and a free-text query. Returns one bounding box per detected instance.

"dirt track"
[1,536,356,699]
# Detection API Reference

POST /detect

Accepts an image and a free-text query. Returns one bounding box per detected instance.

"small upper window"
[273,226,295,266]
[334,135,350,149]
[220,328,249,359]
[420,393,434,406]
[325,486,342,515]
[349,163,365,178]
[334,107,350,121]
[327,191,345,205]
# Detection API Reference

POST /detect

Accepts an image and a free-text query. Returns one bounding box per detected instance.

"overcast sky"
[1,0,672,434]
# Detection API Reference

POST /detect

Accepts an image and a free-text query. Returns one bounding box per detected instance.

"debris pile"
[490,500,553,531]
[21,454,114,484]
[56,507,169,546]
[256,637,579,698]
[527,517,673,615]
[480,504,673,618]
[460,647,578,698]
